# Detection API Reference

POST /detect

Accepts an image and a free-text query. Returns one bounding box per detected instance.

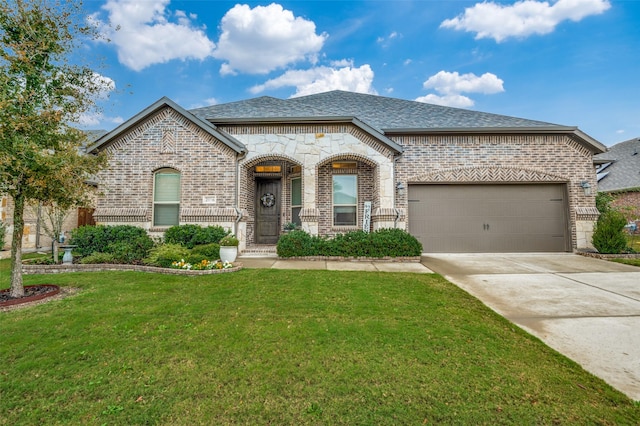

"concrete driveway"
[421,253,640,401]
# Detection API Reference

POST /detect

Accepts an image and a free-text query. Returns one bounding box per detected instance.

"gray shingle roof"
[190,90,564,131]
[594,137,640,192]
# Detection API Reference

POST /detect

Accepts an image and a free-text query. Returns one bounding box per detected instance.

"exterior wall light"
[580,181,592,196]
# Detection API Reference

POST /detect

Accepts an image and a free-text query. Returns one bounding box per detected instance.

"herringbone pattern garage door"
[408,184,570,253]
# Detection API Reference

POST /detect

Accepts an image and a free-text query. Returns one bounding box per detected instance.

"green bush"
[164,224,229,248]
[80,252,116,264]
[277,229,422,258]
[105,236,154,264]
[71,225,153,261]
[593,210,628,254]
[276,230,319,257]
[144,244,190,268]
[191,243,220,259]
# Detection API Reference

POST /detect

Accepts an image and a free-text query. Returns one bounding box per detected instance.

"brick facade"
[94,107,239,236]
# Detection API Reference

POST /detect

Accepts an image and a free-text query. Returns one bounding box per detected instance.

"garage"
[408,184,570,253]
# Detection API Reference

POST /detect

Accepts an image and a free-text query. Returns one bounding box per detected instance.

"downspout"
[234,150,247,238]
[393,152,403,229]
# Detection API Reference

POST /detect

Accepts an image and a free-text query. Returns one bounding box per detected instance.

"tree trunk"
[10,192,25,298]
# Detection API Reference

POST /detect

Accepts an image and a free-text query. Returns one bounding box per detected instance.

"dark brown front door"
[256,179,281,244]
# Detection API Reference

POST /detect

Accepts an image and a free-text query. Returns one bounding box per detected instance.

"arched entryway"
[241,156,302,245]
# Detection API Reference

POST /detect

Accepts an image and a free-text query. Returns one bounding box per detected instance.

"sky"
[79,0,640,146]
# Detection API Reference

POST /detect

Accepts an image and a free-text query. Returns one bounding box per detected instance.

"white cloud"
[417,70,504,108]
[91,73,116,100]
[441,0,611,42]
[93,0,215,71]
[415,94,474,108]
[423,71,504,95]
[77,112,124,127]
[213,3,327,75]
[377,31,401,48]
[250,64,376,97]
[189,98,219,109]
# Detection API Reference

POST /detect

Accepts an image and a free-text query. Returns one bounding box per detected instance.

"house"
[88,90,606,253]
[594,137,640,227]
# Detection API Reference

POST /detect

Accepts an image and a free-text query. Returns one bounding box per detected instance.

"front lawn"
[1,260,638,424]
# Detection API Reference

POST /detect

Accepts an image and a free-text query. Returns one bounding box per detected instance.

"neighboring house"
[0,130,105,251]
[89,90,606,253]
[594,137,640,227]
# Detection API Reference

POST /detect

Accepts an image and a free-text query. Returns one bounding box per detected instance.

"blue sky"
[80,0,640,146]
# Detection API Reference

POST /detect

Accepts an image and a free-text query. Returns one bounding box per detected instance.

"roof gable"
[88,97,246,154]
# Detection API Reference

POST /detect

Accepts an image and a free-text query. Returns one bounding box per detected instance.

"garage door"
[408,184,569,253]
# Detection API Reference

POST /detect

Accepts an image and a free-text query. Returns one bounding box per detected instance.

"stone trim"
[410,166,567,183]
[299,207,320,221]
[22,263,243,275]
[575,206,600,221]
[318,153,379,168]
[242,154,302,168]
[372,208,404,222]
[181,207,240,222]
[94,208,149,222]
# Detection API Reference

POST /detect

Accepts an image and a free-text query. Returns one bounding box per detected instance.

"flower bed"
[22,262,243,276]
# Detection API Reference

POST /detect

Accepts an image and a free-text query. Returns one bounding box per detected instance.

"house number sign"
[261,193,276,207]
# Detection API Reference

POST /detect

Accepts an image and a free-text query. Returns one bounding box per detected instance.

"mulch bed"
[0,285,61,308]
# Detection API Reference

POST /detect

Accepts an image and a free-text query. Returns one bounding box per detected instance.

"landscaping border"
[576,251,640,260]
[22,263,243,276]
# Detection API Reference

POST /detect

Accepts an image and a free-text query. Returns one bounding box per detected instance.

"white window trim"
[153,168,181,227]
[332,174,358,227]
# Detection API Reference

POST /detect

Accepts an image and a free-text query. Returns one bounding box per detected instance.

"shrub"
[105,236,154,264]
[277,229,421,258]
[144,244,190,268]
[593,210,628,254]
[80,252,115,264]
[71,225,153,260]
[164,224,228,249]
[191,243,220,259]
[276,230,318,257]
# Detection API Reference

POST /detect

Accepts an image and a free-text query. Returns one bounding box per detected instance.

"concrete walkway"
[421,253,640,401]
[238,255,434,273]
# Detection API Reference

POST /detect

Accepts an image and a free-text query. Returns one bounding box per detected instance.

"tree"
[29,202,71,262]
[0,0,107,297]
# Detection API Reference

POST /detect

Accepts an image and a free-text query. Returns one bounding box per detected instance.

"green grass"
[1,259,638,425]
[612,258,640,267]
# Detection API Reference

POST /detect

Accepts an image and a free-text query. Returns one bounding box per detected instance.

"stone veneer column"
[378,161,395,209]
[575,207,600,250]
[300,165,319,235]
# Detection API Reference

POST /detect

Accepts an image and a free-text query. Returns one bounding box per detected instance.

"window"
[153,168,180,226]
[333,175,357,226]
[291,177,302,226]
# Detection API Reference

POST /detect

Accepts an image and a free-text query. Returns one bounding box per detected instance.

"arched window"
[153,168,180,226]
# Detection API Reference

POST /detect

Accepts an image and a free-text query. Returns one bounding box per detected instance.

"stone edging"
[576,251,640,260]
[277,256,421,262]
[22,263,243,276]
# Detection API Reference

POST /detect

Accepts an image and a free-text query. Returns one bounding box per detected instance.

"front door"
[255,179,281,244]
